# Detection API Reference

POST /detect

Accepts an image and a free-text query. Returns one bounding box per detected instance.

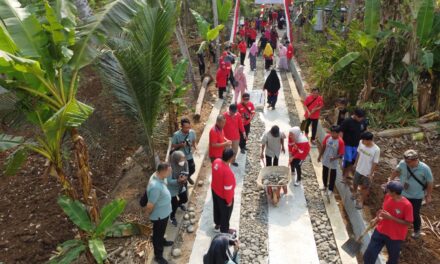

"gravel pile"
[281,73,342,264]
[263,172,289,185]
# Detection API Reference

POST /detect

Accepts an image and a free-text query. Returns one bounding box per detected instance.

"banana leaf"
[364,0,380,36]
[416,0,435,43]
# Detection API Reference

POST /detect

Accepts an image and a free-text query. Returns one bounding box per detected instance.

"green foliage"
[332,52,360,73]
[88,239,107,264]
[190,9,224,41]
[217,0,232,24]
[364,0,380,36]
[3,147,28,176]
[416,0,435,42]
[58,195,94,233]
[0,134,24,151]
[53,196,135,263]
[48,240,86,264]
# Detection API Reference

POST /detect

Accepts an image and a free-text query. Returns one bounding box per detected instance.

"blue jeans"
[363,229,402,264]
[267,94,278,108]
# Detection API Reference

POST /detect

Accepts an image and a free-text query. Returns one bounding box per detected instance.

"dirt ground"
[0,39,217,264]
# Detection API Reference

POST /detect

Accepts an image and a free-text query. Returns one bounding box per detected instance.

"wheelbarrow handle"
[356,219,377,242]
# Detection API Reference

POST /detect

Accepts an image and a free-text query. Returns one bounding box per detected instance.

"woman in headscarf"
[278,43,289,71]
[167,151,189,226]
[288,127,311,186]
[216,62,229,99]
[233,65,247,104]
[263,69,280,109]
[263,43,274,70]
[249,42,258,71]
[203,234,239,264]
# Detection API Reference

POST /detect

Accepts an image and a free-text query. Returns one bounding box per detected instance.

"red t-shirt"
[322,134,345,156]
[237,101,255,126]
[249,29,257,40]
[287,44,294,60]
[239,29,246,38]
[238,41,247,54]
[211,159,236,204]
[216,68,228,88]
[223,112,245,140]
[376,194,413,241]
[288,137,310,160]
[272,11,278,20]
[304,95,324,119]
[209,126,226,159]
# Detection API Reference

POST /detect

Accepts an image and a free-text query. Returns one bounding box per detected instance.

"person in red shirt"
[302,87,324,144]
[216,62,229,99]
[363,181,413,264]
[249,28,257,46]
[211,149,236,234]
[223,104,246,167]
[209,115,232,162]
[238,40,247,66]
[237,93,255,154]
[239,26,246,40]
[288,127,311,186]
[272,11,278,26]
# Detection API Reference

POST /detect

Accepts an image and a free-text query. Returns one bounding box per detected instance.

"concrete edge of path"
[288,59,386,264]
[158,99,224,262]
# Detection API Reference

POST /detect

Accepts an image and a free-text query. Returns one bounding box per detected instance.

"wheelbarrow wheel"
[272,188,279,206]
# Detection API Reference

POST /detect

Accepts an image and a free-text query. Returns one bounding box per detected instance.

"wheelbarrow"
[257,166,291,206]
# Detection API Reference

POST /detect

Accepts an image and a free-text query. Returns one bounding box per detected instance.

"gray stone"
[190,218,196,224]
[183,214,190,220]
[242,249,252,256]
[198,180,204,187]
[187,225,195,233]
[188,206,195,212]
[171,248,182,257]
[189,212,196,218]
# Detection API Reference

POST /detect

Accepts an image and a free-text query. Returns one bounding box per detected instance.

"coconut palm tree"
[98,0,177,169]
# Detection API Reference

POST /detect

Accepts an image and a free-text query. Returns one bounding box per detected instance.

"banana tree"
[49,196,138,264]
[0,0,140,221]
[191,9,224,74]
[217,0,232,46]
[98,0,176,169]
[164,59,190,135]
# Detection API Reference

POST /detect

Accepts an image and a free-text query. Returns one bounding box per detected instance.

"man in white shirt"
[352,131,380,209]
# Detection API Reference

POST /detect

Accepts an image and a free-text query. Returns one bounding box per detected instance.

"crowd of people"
[142,8,434,264]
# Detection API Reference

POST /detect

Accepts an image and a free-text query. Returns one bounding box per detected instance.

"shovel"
[342,221,376,257]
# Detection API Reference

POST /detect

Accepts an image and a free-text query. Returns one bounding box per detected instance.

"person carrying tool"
[363,181,413,264]
[261,125,286,167]
[302,87,324,145]
[317,125,345,196]
[390,149,434,239]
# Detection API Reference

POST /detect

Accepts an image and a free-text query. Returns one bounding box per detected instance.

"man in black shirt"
[340,108,366,184]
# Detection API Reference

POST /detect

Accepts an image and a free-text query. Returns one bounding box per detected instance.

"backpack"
[139,190,148,207]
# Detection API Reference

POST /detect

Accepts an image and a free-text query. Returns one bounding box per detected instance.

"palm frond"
[0,133,23,151]
[100,0,176,135]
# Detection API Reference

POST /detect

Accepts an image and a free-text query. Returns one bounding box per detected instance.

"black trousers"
[239,123,251,150]
[322,166,337,191]
[291,159,303,181]
[218,87,226,99]
[187,158,195,178]
[228,70,235,88]
[152,216,169,258]
[265,58,273,70]
[198,53,205,77]
[408,198,423,232]
[240,52,246,66]
[171,190,188,218]
[212,190,234,233]
[304,118,319,140]
[266,155,279,166]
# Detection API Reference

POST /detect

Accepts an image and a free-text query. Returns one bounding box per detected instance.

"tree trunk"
[346,0,356,25]
[418,83,431,116]
[175,21,198,94]
[212,0,221,61]
[54,166,78,199]
[74,0,93,21]
[70,128,100,224]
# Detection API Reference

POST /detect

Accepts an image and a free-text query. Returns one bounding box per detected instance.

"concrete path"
[189,50,256,263]
[261,71,320,264]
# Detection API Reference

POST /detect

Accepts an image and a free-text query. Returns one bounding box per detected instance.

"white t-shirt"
[355,141,380,176]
